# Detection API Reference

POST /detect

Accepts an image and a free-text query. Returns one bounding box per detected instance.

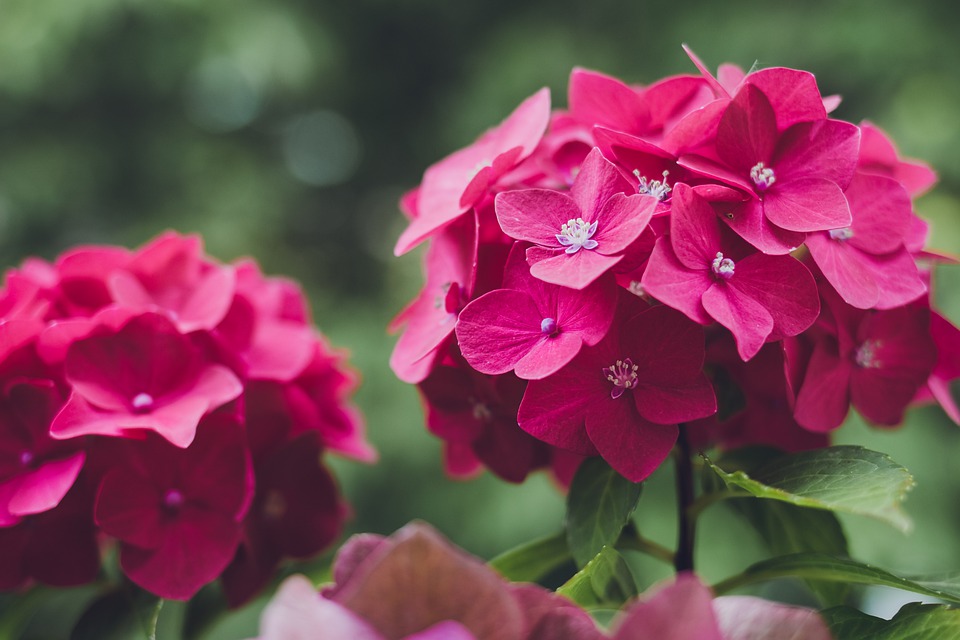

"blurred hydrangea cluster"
[390,48,959,484]
[0,231,372,603]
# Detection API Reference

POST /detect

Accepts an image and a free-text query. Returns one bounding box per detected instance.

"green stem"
[674,425,696,573]
[616,534,676,565]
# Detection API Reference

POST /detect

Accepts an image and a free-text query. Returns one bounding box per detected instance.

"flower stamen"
[603,358,639,399]
[556,218,599,254]
[711,252,736,280]
[633,169,672,201]
[750,162,776,191]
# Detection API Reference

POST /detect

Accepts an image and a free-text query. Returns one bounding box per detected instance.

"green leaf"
[565,457,643,568]
[706,447,851,605]
[488,530,572,583]
[823,603,960,639]
[557,546,638,609]
[70,586,162,640]
[713,553,960,605]
[704,445,915,532]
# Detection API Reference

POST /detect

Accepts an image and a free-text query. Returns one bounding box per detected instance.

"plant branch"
[674,425,696,573]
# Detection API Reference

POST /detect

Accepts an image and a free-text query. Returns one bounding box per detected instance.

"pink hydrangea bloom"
[518,303,716,481]
[642,184,820,361]
[395,88,551,255]
[496,147,657,289]
[254,522,601,640]
[456,245,618,380]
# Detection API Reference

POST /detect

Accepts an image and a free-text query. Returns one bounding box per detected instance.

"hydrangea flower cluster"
[0,231,372,602]
[391,48,959,483]
[252,522,830,640]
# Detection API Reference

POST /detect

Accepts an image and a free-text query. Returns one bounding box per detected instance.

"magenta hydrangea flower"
[642,184,820,361]
[394,88,551,255]
[49,312,243,448]
[495,147,657,289]
[93,414,253,600]
[518,303,716,482]
[792,290,938,431]
[806,173,926,310]
[679,82,860,254]
[608,573,830,640]
[254,522,601,640]
[456,245,618,380]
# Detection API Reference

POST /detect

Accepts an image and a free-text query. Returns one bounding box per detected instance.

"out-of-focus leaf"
[557,546,637,609]
[488,530,572,583]
[822,602,960,639]
[565,457,643,568]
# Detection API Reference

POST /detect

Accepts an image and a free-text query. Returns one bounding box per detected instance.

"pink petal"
[845,174,913,255]
[702,284,774,361]
[515,332,585,380]
[670,183,726,270]
[395,88,550,255]
[641,238,713,325]
[585,399,677,482]
[763,178,851,233]
[727,253,820,340]
[495,189,581,247]
[95,467,166,548]
[518,364,600,457]
[724,199,806,255]
[743,68,827,130]
[611,573,723,640]
[456,289,553,376]
[591,193,656,255]
[570,147,633,217]
[527,246,622,290]
[713,595,831,640]
[259,575,384,640]
[623,304,708,385]
[568,68,649,135]
[8,452,85,517]
[774,119,860,188]
[793,340,852,431]
[634,374,717,425]
[806,234,880,309]
[407,621,476,640]
[717,84,778,174]
[245,321,315,381]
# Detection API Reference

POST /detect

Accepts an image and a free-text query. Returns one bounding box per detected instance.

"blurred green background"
[1,0,960,636]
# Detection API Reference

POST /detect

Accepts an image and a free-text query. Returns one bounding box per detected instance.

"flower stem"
[616,532,676,565]
[674,425,696,573]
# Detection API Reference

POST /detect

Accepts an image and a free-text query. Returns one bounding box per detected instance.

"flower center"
[855,340,882,368]
[633,169,672,201]
[18,450,34,468]
[163,489,185,511]
[829,227,854,241]
[131,392,154,413]
[603,358,639,399]
[556,218,599,254]
[750,162,776,191]
[263,490,287,520]
[472,401,492,422]
[711,252,736,280]
[541,317,558,335]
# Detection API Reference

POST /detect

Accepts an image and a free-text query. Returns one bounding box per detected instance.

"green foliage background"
[1,0,959,636]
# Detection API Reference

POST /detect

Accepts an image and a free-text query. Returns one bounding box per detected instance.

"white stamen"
[131,392,154,411]
[829,227,854,241]
[750,162,776,191]
[711,252,736,279]
[855,340,882,368]
[633,169,672,201]
[556,218,599,254]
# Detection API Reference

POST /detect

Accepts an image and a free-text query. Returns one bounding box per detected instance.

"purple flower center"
[633,169,672,201]
[829,227,854,241]
[163,489,185,512]
[603,358,639,399]
[131,392,154,413]
[750,162,776,191]
[19,450,35,468]
[711,252,736,280]
[556,217,599,254]
[855,340,882,368]
[541,317,558,335]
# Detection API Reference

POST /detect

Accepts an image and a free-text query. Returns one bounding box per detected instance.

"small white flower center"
[163,489,185,510]
[628,280,647,298]
[541,317,558,335]
[711,252,736,280]
[556,218,599,254]
[829,227,854,241]
[19,450,34,467]
[131,392,154,412]
[603,358,639,399]
[750,162,776,191]
[633,169,672,201]
[855,340,882,368]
